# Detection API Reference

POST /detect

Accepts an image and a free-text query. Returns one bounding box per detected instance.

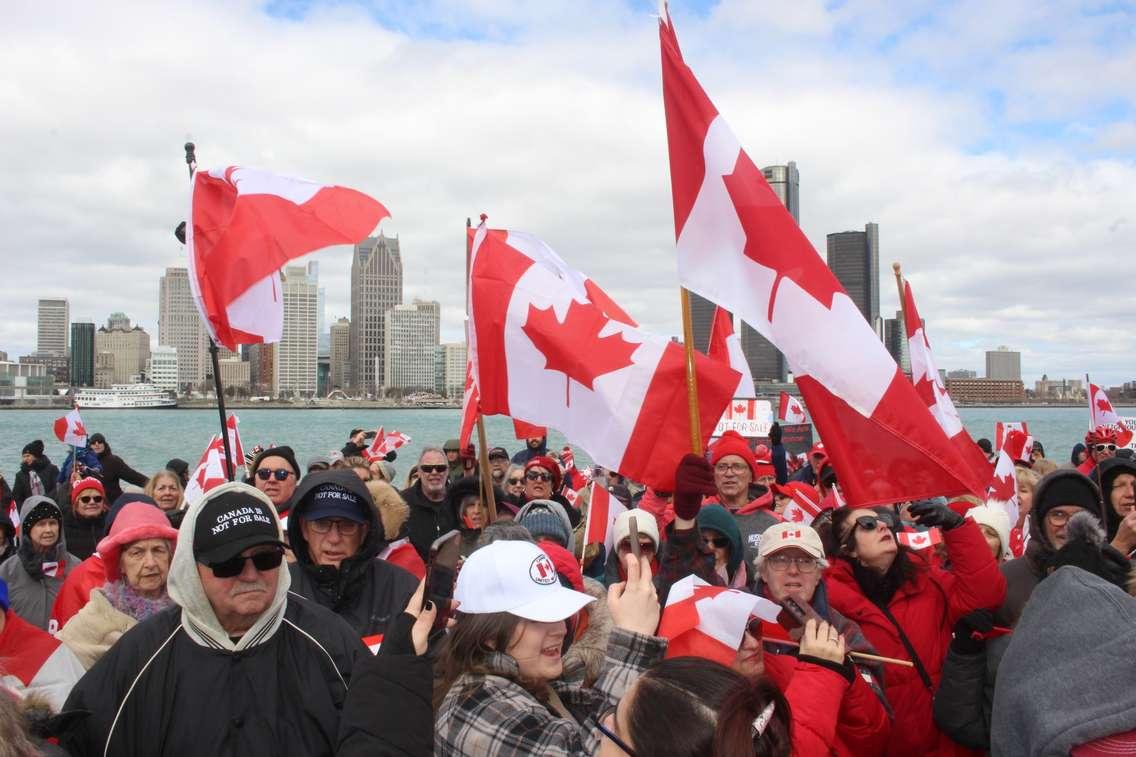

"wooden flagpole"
[578,480,596,567]
[466,216,497,521]
[679,288,703,454]
[183,141,234,481]
[892,262,907,330]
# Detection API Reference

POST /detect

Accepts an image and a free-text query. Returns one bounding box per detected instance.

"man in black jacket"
[12,440,60,506]
[60,482,367,757]
[401,446,457,560]
[341,428,369,458]
[88,433,148,506]
[287,470,417,638]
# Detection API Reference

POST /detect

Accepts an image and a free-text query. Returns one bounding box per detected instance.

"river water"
[0,406,1099,485]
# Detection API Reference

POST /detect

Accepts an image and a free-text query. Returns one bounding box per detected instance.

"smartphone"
[425,530,462,631]
[627,515,641,561]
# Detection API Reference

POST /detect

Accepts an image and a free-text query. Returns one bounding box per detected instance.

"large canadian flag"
[707,306,755,398]
[183,435,229,506]
[225,413,245,472]
[659,9,986,504]
[187,166,388,351]
[657,575,780,667]
[777,391,806,424]
[53,408,88,447]
[1089,383,1135,448]
[903,280,991,481]
[468,225,739,490]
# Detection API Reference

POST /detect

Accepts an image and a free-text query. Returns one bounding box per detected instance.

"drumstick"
[762,638,914,668]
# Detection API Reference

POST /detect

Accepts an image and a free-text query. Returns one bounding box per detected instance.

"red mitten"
[673,453,716,520]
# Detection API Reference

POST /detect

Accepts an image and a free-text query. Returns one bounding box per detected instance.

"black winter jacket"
[12,456,59,506]
[401,481,458,561]
[61,505,106,561]
[59,597,366,757]
[287,471,418,638]
[337,641,433,756]
[95,444,148,506]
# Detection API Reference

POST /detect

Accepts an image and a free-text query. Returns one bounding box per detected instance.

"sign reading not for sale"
[712,399,773,439]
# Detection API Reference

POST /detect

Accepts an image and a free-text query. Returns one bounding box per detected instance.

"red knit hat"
[753,445,775,480]
[71,476,106,506]
[709,431,758,478]
[96,502,179,580]
[536,539,584,592]
[524,456,562,490]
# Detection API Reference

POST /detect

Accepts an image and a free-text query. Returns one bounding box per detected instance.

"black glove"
[908,500,964,530]
[673,454,716,521]
[769,422,783,446]
[950,609,993,655]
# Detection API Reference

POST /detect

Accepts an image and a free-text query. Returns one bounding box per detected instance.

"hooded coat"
[995,469,1107,628]
[287,471,418,638]
[1097,457,1136,544]
[0,496,78,630]
[991,567,1136,755]
[59,481,368,757]
[90,438,149,507]
[510,437,548,465]
[825,520,1005,756]
[12,452,59,507]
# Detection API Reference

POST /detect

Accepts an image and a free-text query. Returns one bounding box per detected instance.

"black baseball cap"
[194,486,288,565]
[488,447,510,460]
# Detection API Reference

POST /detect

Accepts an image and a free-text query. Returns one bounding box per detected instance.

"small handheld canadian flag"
[53,407,88,447]
[777,392,806,424]
[657,575,780,666]
[897,528,943,550]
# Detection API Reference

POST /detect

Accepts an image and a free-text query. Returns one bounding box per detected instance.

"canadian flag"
[903,280,991,480]
[186,165,388,351]
[468,225,739,490]
[994,421,1029,453]
[183,435,230,506]
[897,528,944,550]
[225,413,245,472]
[583,483,628,554]
[513,418,548,440]
[1089,383,1135,448]
[365,428,412,461]
[458,354,479,448]
[659,8,986,505]
[985,429,1032,528]
[707,306,756,398]
[377,537,425,580]
[657,574,780,667]
[774,482,823,525]
[41,561,62,578]
[777,392,806,424]
[52,408,88,448]
[362,634,384,655]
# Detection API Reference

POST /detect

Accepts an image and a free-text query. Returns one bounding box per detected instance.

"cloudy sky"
[3,0,1132,385]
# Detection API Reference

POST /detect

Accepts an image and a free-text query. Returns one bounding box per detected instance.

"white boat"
[73,384,177,409]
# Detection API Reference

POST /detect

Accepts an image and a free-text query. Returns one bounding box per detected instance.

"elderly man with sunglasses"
[60,482,367,757]
[249,446,302,521]
[286,470,417,638]
[402,446,460,561]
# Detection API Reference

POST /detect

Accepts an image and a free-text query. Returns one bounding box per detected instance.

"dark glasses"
[78,495,105,504]
[701,535,730,549]
[507,477,524,485]
[255,468,293,482]
[208,548,284,578]
[525,470,552,482]
[419,464,448,474]
[1094,444,1117,452]
[853,515,882,532]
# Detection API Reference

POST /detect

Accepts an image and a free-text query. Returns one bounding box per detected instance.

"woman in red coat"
[825,502,1005,756]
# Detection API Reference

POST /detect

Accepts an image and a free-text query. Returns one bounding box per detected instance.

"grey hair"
[418,445,446,464]
[476,521,536,549]
[505,463,524,480]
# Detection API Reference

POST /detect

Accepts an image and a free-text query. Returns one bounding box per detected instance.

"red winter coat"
[825,521,1006,757]
[49,552,106,633]
[776,660,851,755]
[764,651,891,756]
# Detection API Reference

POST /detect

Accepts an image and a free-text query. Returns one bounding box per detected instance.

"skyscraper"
[329,317,351,392]
[148,345,178,392]
[985,347,1021,381]
[37,299,69,357]
[826,223,880,326]
[383,300,440,393]
[159,267,207,390]
[275,267,318,397]
[883,311,910,374]
[688,292,717,354]
[761,162,800,223]
[351,234,402,395]
[307,261,329,355]
[435,342,467,398]
[70,321,95,387]
[95,313,150,384]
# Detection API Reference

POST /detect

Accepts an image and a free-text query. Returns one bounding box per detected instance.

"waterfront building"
[95,352,115,389]
[329,317,351,392]
[19,353,70,385]
[351,234,402,396]
[948,369,977,380]
[159,267,207,391]
[383,300,440,394]
[70,321,95,387]
[275,267,317,398]
[883,310,911,374]
[147,345,178,392]
[945,377,1026,404]
[826,223,880,326]
[0,361,52,399]
[986,347,1022,381]
[36,299,69,358]
[95,313,150,384]
[435,342,467,398]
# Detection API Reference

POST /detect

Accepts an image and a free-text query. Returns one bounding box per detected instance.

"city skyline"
[2,2,1131,384]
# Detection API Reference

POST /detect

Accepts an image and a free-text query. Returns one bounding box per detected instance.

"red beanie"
[71,476,106,506]
[536,539,584,592]
[709,431,758,478]
[525,456,562,490]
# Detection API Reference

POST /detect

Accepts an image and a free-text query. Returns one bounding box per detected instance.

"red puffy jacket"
[825,520,1005,756]
[764,651,891,756]
[48,552,106,634]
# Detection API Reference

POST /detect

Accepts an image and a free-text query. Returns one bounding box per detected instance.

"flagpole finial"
[479,213,488,222]
[892,262,901,275]
[185,142,195,162]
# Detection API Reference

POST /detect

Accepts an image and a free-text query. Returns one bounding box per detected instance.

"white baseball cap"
[454,540,596,622]
[757,522,825,561]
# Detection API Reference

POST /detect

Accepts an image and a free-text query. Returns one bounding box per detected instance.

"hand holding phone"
[425,530,463,631]
[627,516,642,561]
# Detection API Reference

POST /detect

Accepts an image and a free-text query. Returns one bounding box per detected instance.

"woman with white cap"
[434,541,663,755]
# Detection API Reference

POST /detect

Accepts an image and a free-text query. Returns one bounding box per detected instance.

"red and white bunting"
[777,392,806,424]
[659,9,987,505]
[187,165,388,351]
[52,408,88,448]
[897,528,943,550]
[707,306,756,398]
[657,574,779,667]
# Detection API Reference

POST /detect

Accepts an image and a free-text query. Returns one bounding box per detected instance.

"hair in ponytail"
[713,675,792,757]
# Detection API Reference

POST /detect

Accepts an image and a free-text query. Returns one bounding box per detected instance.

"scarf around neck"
[102,579,175,623]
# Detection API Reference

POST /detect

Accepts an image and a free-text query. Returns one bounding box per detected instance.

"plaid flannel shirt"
[435,627,666,756]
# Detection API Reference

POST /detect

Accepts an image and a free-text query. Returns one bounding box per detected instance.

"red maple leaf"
[1097,397,1113,413]
[722,150,843,321]
[522,299,639,405]
[74,421,87,438]
[988,471,1016,501]
[787,507,805,523]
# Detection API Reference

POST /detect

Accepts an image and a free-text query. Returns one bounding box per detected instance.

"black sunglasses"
[525,470,552,482]
[507,477,524,485]
[208,548,284,578]
[255,468,293,482]
[419,464,448,474]
[853,515,882,532]
[596,705,636,756]
[701,535,730,549]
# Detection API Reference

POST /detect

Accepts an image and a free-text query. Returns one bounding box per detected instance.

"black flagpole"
[184,142,235,481]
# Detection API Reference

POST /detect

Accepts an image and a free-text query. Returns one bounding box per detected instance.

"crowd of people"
[1,421,1134,756]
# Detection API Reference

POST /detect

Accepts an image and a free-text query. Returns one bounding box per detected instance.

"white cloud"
[0,0,1131,385]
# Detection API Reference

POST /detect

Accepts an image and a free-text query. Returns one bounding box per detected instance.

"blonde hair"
[144,469,184,509]
[1014,467,1041,490]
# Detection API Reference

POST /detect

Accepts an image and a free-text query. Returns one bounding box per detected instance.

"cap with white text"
[194,485,288,565]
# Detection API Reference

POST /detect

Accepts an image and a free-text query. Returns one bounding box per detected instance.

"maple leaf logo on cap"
[529,554,558,585]
[522,299,639,405]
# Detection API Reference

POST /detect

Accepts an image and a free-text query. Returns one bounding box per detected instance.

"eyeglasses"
[596,706,636,756]
[702,535,730,549]
[1045,509,1079,525]
[306,518,363,536]
[208,548,284,578]
[256,468,294,482]
[1094,444,1118,453]
[507,477,524,486]
[715,462,750,475]
[419,464,448,474]
[525,470,552,482]
[77,495,105,504]
[618,539,657,555]
[764,554,819,573]
[853,515,883,533]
